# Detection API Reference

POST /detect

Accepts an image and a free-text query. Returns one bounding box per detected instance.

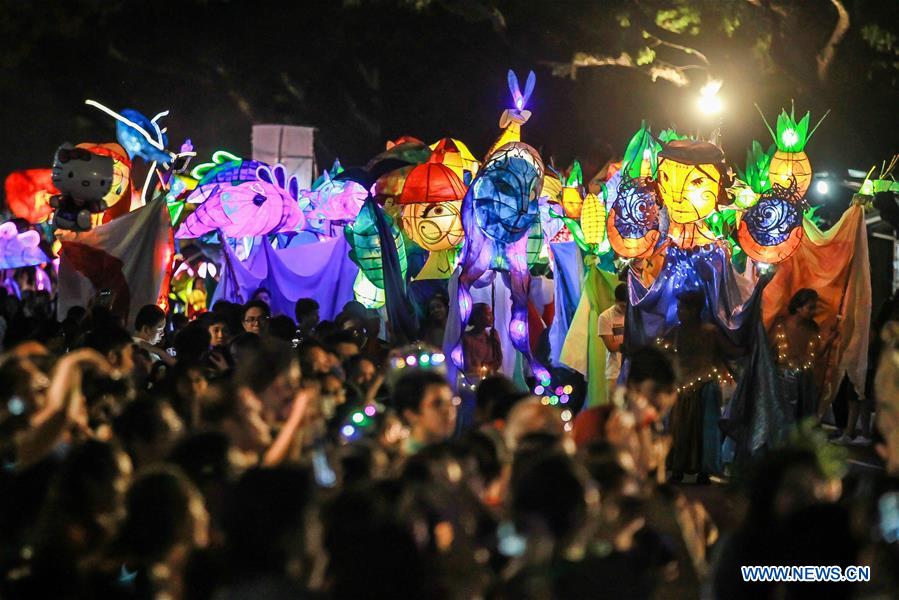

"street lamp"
[698,79,723,116]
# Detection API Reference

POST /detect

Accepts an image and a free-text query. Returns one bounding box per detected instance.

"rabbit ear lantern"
[486,70,536,158]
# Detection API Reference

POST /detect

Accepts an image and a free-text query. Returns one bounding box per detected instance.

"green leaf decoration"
[190,150,243,181]
[757,102,829,153]
[736,141,775,193]
[622,122,661,179]
[565,160,583,187]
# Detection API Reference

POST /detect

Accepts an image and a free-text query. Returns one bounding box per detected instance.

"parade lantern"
[4,169,57,224]
[485,70,535,158]
[736,182,804,264]
[85,100,174,166]
[579,191,607,246]
[176,163,305,239]
[759,104,828,197]
[353,271,385,309]
[560,161,584,219]
[345,197,408,291]
[369,137,432,202]
[0,221,48,269]
[655,140,725,225]
[430,138,479,183]
[729,140,775,210]
[607,175,661,259]
[303,168,367,224]
[453,136,549,383]
[398,152,466,280]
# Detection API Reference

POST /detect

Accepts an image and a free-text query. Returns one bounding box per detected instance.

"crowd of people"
[1,272,899,599]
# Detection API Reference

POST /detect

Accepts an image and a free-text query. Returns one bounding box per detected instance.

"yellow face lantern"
[655,140,724,224]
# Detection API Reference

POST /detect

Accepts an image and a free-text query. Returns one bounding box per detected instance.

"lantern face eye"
[656,159,721,224]
[401,201,463,251]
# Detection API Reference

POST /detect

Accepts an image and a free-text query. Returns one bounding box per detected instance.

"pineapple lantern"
[760,104,828,197]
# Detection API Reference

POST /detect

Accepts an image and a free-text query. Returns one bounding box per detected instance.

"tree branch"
[541,51,701,87]
[816,0,850,81]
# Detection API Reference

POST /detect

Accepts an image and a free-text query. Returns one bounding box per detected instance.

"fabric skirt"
[668,382,722,475]
[778,368,817,423]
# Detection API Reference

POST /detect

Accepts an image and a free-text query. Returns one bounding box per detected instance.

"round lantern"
[760,106,827,198]
[607,176,661,259]
[398,155,467,280]
[4,169,57,224]
[768,151,811,197]
[736,189,804,264]
[655,140,725,224]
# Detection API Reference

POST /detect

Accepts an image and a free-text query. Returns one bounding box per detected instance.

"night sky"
[2,0,897,209]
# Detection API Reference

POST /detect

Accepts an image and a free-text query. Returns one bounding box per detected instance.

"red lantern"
[4,169,57,223]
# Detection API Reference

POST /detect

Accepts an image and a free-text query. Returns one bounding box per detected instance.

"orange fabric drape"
[762,205,871,402]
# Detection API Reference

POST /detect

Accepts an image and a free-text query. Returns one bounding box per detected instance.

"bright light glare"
[815,180,830,195]
[781,128,799,147]
[698,94,723,115]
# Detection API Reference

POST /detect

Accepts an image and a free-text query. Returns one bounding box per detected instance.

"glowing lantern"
[560,161,584,219]
[369,137,432,202]
[607,175,661,259]
[345,198,407,290]
[486,70,535,158]
[0,221,48,269]
[430,138,479,183]
[76,143,132,209]
[176,164,305,239]
[656,140,725,224]
[4,169,57,223]
[736,185,804,264]
[353,270,385,309]
[580,192,606,245]
[759,105,827,197]
[668,221,718,249]
[398,154,466,279]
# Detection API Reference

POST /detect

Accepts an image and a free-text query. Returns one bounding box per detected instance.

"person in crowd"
[240,300,270,335]
[294,298,320,343]
[662,291,737,484]
[462,303,502,377]
[420,293,449,349]
[599,283,628,402]
[392,369,457,455]
[133,304,175,366]
[1,259,896,600]
[201,311,230,349]
[113,396,184,470]
[769,288,839,426]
